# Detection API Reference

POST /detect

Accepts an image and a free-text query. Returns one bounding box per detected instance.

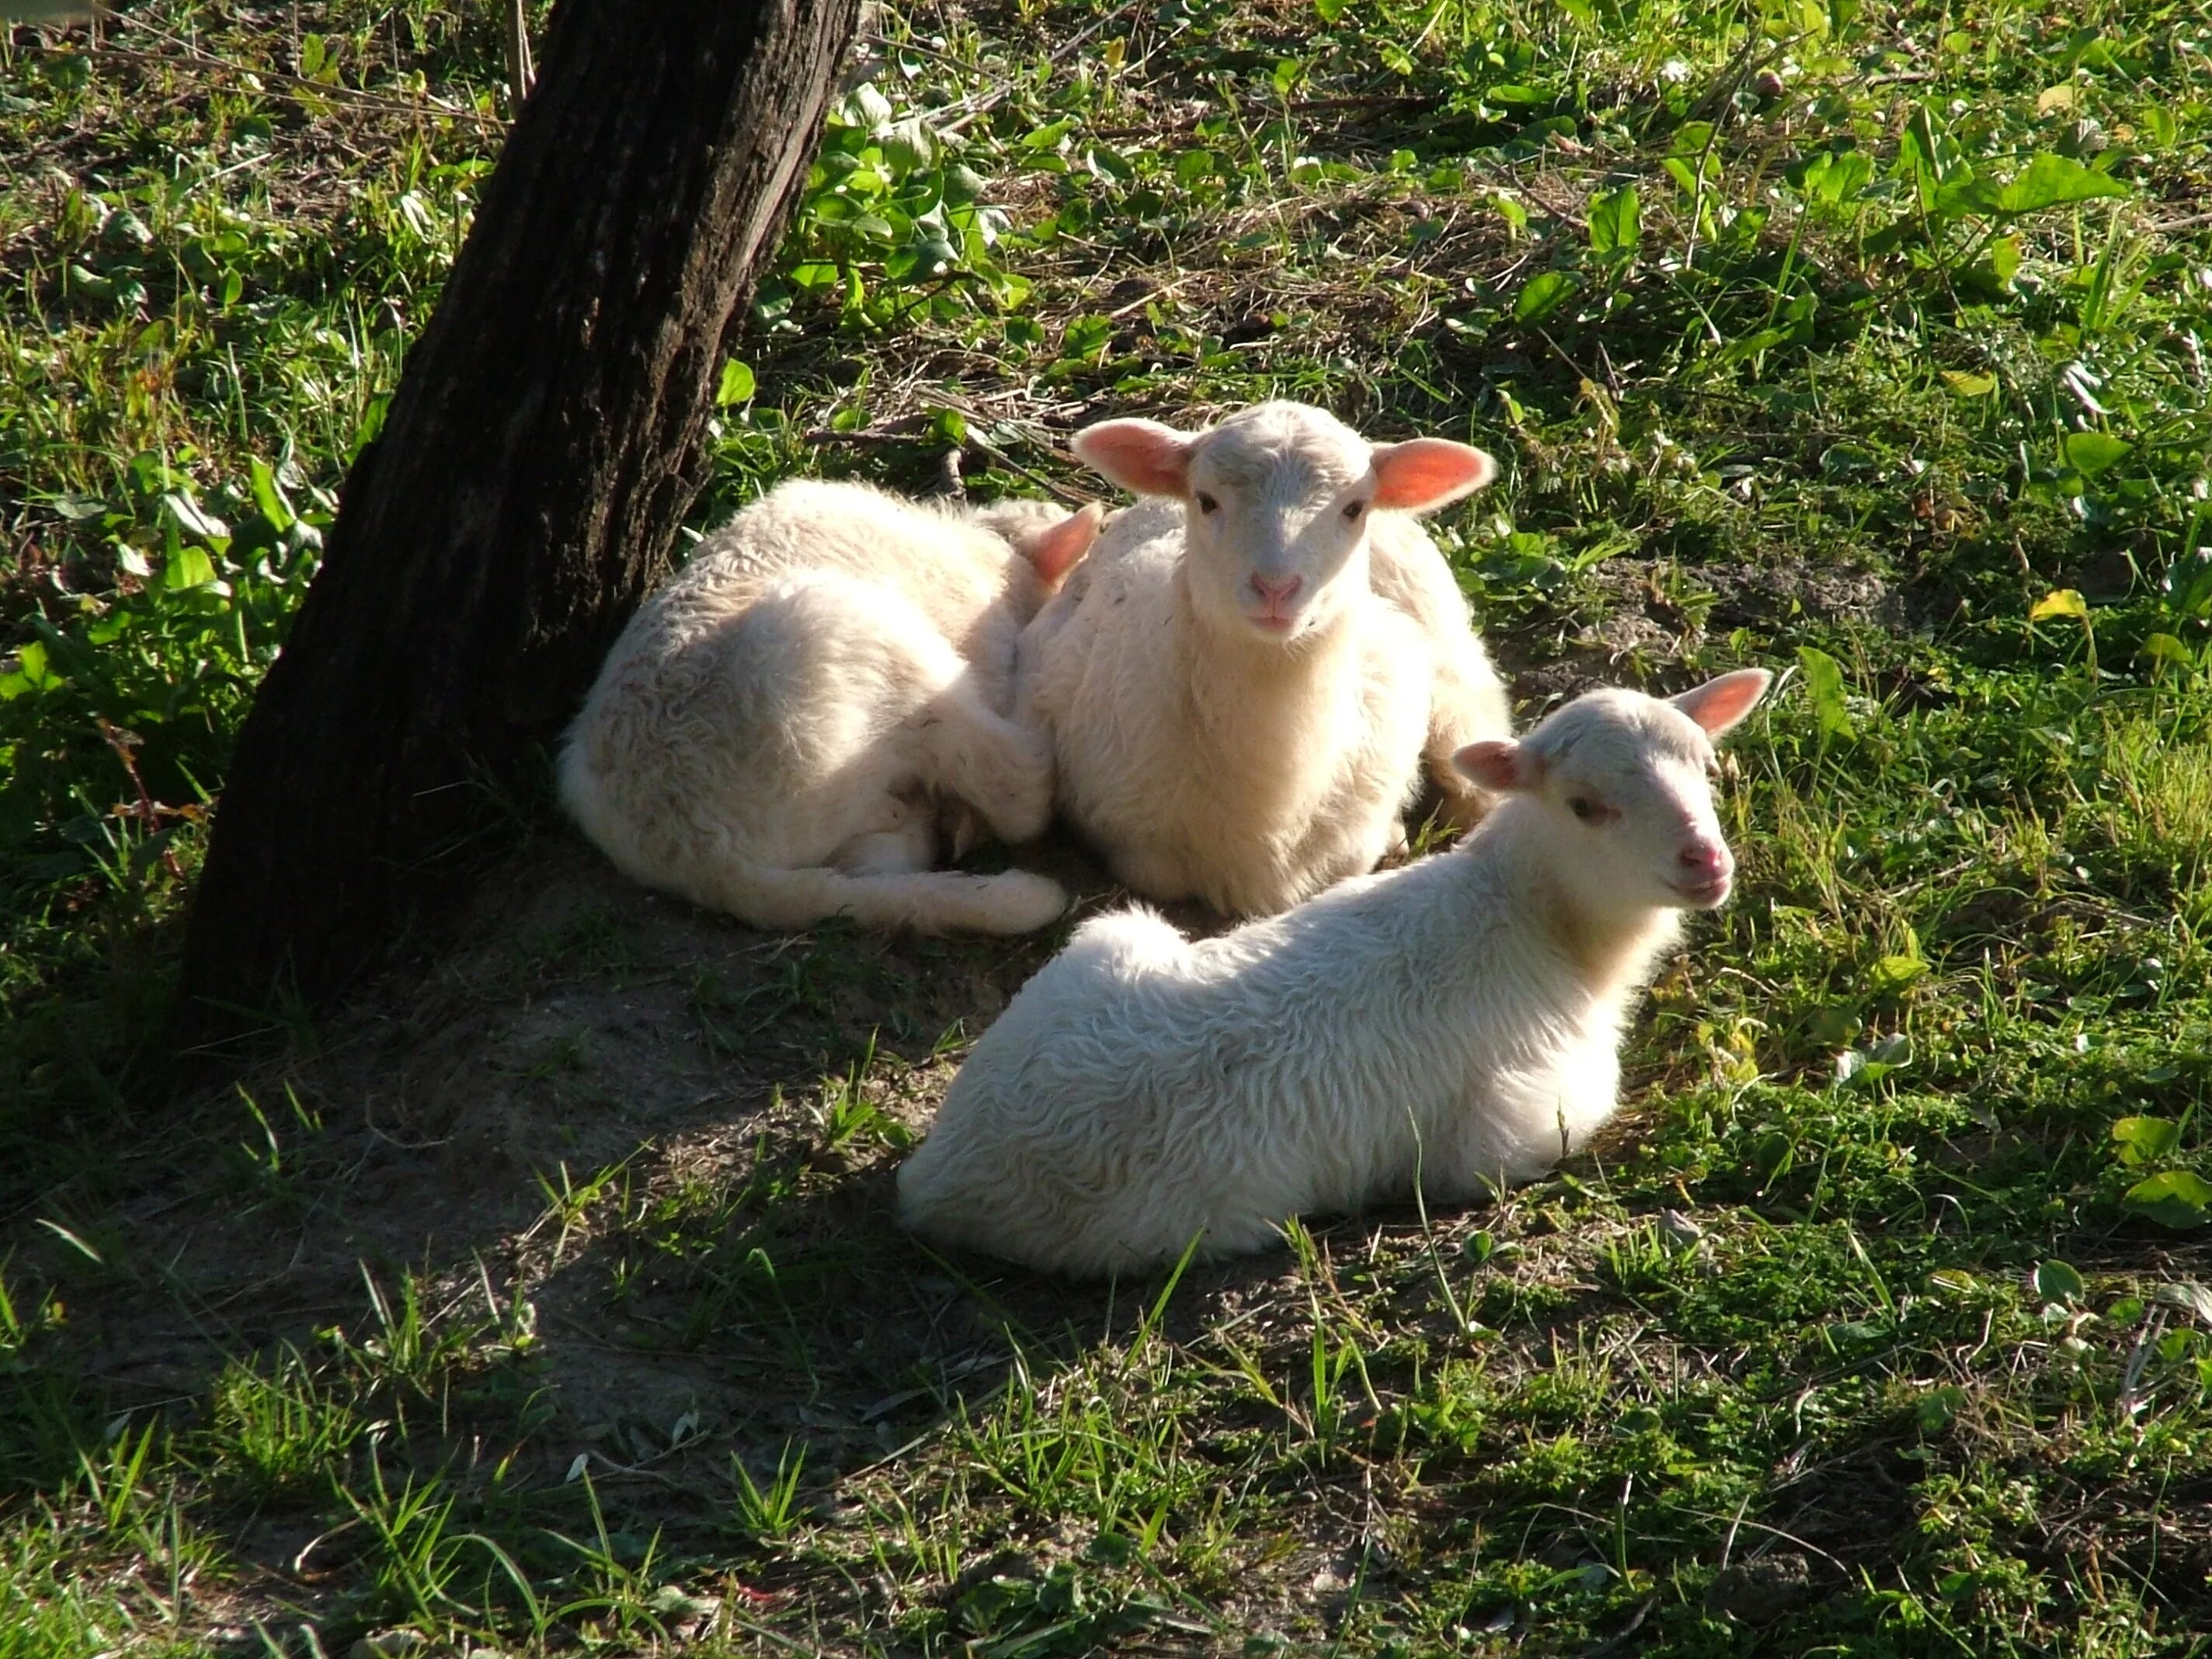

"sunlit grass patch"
[201,1345,362,1503]
[2095,709,2212,906]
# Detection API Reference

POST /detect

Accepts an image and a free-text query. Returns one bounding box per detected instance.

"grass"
[5,0,2212,1652]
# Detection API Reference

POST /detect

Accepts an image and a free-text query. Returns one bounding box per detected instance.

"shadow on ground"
[14,827,1398,1609]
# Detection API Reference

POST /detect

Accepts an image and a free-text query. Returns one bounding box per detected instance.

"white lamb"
[896,669,1772,1277]
[1017,399,1511,919]
[559,480,1101,934]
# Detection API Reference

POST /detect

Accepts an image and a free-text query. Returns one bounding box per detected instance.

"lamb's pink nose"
[1248,572,1303,612]
[1680,840,1730,880]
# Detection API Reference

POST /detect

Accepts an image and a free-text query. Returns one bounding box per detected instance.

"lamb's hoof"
[939,799,986,861]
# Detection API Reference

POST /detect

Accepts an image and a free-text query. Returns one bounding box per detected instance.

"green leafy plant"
[729,1441,806,1543]
[759,85,1025,334]
[2123,1169,2212,1229]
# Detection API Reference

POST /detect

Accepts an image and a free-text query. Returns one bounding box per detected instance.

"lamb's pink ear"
[1370,439,1497,513]
[1452,739,1542,793]
[1019,502,1103,586]
[1670,668,1773,737]
[1071,419,1195,497]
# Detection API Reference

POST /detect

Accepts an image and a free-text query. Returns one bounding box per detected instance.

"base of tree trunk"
[173,0,860,1058]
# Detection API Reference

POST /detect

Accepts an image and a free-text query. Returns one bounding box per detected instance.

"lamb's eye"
[1569,797,1599,822]
[1342,499,1368,521]
[1195,492,1220,515]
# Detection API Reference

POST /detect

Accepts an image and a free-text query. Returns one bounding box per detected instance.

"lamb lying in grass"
[1015,400,1511,918]
[560,481,1101,934]
[897,669,1772,1276]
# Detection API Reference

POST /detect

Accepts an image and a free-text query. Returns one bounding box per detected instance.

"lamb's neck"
[1173,568,1362,754]
[1467,802,1685,1010]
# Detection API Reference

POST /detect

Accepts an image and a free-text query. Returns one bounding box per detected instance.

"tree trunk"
[174,0,859,1051]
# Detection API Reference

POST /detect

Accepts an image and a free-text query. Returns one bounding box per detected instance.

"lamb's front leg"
[1424,640,1515,831]
[1365,513,1513,823]
[917,675,1057,845]
[1296,787,1407,900]
[1440,1037,1624,1195]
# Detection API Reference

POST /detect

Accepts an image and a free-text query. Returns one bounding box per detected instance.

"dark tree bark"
[175,0,860,1049]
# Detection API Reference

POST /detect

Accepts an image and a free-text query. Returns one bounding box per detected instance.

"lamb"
[1015,399,1511,919]
[558,480,1102,935]
[896,669,1772,1277]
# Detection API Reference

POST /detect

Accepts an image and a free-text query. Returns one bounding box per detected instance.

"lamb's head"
[1454,670,1772,916]
[1071,401,1496,642]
